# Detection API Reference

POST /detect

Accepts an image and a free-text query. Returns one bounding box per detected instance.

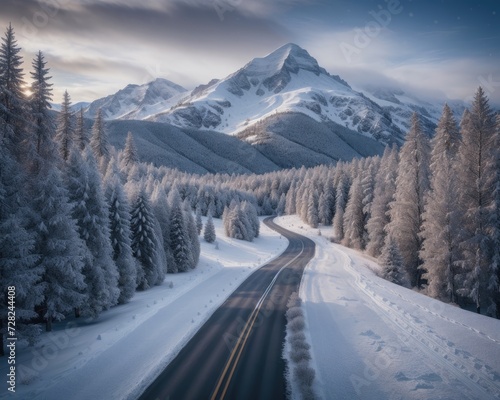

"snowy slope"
[148,44,404,143]
[3,218,288,400]
[360,86,466,136]
[84,78,187,120]
[276,216,500,400]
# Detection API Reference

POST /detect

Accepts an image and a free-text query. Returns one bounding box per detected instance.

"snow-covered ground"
[4,217,288,400]
[275,215,500,400]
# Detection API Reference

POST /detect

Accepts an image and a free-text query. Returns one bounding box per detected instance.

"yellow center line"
[210,239,305,400]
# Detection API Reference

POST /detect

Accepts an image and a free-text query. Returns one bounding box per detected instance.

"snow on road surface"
[276,216,500,400]
[4,217,288,400]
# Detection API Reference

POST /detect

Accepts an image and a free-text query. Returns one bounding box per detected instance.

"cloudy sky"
[1,0,499,105]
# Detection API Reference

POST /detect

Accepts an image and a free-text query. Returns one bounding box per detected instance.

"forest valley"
[1,24,500,357]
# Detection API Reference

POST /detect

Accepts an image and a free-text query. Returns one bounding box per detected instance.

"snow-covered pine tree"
[455,88,497,313]
[150,183,175,273]
[276,192,286,216]
[168,188,192,272]
[318,179,335,226]
[195,204,203,234]
[379,235,407,286]
[0,127,42,352]
[366,145,398,257]
[65,148,120,317]
[30,163,87,331]
[420,104,461,302]
[0,24,27,146]
[342,176,365,249]
[333,174,348,242]
[130,188,162,288]
[242,200,260,239]
[123,131,138,167]
[29,51,53,156]
[184,200,200,268]
[90,108,110,164]
[204,212,216,243]
[104,176,137,304]
[75,107,89,151]
[55,90,74,161]
[387,113,430,287]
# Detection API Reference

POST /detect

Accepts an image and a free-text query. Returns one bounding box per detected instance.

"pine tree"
[455,88,497,313]
[29,51,53,156]
[342,176,365,249]
[91,108,110,162]
[366,146,398,257]
[184,200,200,268]
[65,148,119,317]
[0,130,42,353]
[0,24,26,143]
[130,189,162,288]
[420,104,461,302]
[123,131,138,167]
[204,213,216,243]
[318,180,334,225]
[75,107,89,151]
[151,184,175,274]
[333,175,348,242]
[387,113,430,287]
[195,204,203,234]
[168,188,192,272]
[55,90,74,161]
[105,176,137,304]
[30,164,87,331]
[379,235,407,286]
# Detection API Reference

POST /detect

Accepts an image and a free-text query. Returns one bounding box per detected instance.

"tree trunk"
[74,308,81,318]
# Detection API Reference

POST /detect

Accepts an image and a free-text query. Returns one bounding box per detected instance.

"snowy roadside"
[275,215,500,400]
[2,217,288,400]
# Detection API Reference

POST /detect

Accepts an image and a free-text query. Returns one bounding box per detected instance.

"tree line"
[0,25,203,353]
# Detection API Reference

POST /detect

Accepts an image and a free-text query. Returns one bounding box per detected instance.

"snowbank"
[275,215,500,400]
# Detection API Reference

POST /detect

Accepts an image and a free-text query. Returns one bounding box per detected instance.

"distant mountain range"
[67,43,468,173]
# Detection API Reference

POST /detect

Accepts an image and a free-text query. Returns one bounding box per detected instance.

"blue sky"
[1,0,499,105]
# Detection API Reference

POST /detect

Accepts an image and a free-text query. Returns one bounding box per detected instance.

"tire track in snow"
[335,246,500,400]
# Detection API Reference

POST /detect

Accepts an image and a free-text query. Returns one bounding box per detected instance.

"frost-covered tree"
[455,88,497,313]
[195,204,203,234]
[318,180,335,225]
[333,175,348,242]
[0,24,26,143]
[242,200,260,239]
[184,200,200,268]
[55,90,74,161]
[91,108,110,162]
[29,51,53,156]
[420,104,461,302]
[168,188,192,272]
[366,146,398,257]
[0,129,42,352]
[387,113,430,287]
[75,107,89,151]
[379,235,407,286]
[123,131,138,167]
[150,184,175,274]
[130,188,162,288]
[65,148,119,317]
[204,213,216,243]
[31,164,87,331]
[342,176,365,249]
[105,176,137,304]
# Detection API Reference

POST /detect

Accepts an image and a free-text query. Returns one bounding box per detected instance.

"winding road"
[138,217,315,400]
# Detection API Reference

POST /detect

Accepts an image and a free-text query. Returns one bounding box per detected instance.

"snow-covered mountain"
[82,43,467,158]
[85,78,187,120]
[147,43,404,143]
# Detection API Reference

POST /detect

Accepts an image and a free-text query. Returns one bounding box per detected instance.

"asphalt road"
[138,217,316,400]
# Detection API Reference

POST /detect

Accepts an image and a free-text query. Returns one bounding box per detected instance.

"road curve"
[138,217,316,400]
